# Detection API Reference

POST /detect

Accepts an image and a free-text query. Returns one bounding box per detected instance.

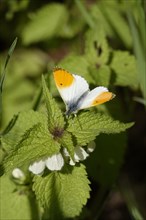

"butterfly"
[53,67,115,116]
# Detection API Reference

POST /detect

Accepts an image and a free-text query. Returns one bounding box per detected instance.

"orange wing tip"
[92,92,115,106]
[53,66,64,72]
[53,67,74,88]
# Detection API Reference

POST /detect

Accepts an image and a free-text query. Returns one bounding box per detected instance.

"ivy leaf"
[22,3,68,45]
[42,75,65,131]
[85,28,109,66]
[1,110,47,151]
[0,175,40,220]
[33,164,90,219]
[4,123,60,173]
[110,51,139,89]
[67,112,133,146]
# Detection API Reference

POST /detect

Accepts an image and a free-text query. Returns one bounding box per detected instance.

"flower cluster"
[28,142,95,175]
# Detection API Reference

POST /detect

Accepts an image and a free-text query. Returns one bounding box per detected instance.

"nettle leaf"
[59,131,75,159]
[4,123,60,173]
[110,51,139,89]
[67,112,133,146]
[1,110,47,151]
[85,28,109,66]
[59,55,94,84]
[42,75,65,130]
[33,164,90,219]
[0,175,39,220]
[22,3,68,45]
[88,65,111,87]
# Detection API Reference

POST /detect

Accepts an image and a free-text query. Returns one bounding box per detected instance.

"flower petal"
[29,160,45,175]
[45,153,64,171]
[69,158,76,166]
[12,168,25,179]
[74,147,89,162]
[87,141,96,153]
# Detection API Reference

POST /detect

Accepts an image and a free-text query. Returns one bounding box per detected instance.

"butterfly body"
[65,90,89,116]
[53,67,115,115]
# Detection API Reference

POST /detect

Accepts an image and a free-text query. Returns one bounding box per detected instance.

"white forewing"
[57,74,89,105]
[78,86,109,109]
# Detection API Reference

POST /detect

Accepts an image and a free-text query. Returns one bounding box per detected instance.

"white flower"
[64,146,89,166]
[45,153,64,171]
[29,153,64,175]
[87,141,96,153]
[12,168,25,179]
[29,160,46,175]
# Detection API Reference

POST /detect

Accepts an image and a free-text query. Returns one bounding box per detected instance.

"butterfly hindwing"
[78,87,115,110]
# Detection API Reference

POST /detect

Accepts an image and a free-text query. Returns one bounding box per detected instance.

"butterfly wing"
[53,67,89,108]
[78,86,115,110]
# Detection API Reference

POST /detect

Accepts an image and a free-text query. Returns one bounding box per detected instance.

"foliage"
[0,0,145,219]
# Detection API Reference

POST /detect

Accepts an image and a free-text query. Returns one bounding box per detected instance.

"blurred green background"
[0,0,146,220]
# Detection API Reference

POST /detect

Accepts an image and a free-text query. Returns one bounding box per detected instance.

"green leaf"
[0,175,39,220]
[4,123,60,173]
[58,4,85,38]
[100,3,132,48]
[42,75,65,131]
[33,164,90,219]
[59,131,75,159]
[85,28,109,66]
[67,112,133,146]
[1,110,47,151]
[127,4,146,99]
[59,55,94,83]
[110,50,139,89]
[86,133,127,186]
[75,0,95,28]
[88,65,111,87]
[22,3,68,45]
[0,38,17,127]
[90,4,114,37]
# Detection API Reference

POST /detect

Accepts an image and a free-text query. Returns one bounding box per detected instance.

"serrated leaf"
[88,65,111,87]
[0,175,39,220]
[110,51,139,89]
[4,123,60,173]
[86,133,127,186]
[42,75,65,131]
[33,164,90,219]
[1,110,47,151]
[85,28,109,66]
[59,55,94,83]
[59,131,75,159]
[22,3,68,45]
[67,112,133,146]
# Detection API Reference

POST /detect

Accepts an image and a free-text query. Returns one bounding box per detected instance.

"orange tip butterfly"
[53,67,115,116]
